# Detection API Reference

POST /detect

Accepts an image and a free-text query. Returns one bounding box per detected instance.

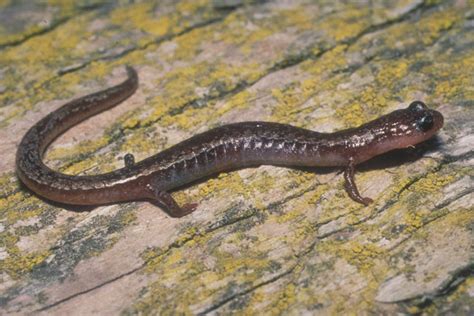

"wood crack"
[198,224,321,314]
[56,16,228,76]
[0,3,103,50]
[197,266,298,315]
[35,264,144,312]
[396,263,474,309]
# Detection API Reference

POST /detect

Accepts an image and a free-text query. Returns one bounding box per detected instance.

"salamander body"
[16,67,444,217]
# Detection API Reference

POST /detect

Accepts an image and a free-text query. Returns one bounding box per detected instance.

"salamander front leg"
[343,161,373,206]
[147,186,198,218]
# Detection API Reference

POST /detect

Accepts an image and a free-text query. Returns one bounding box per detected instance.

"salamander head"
[367,101,444,158]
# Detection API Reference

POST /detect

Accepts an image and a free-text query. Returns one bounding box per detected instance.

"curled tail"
[16,66,139,204]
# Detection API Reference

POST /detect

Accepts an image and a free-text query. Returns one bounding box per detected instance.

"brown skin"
[16,67,444,217]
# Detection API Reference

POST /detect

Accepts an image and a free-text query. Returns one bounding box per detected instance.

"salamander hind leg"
[146,185,198,217]
[343,161,373,206]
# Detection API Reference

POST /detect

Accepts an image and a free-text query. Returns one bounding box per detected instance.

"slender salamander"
[16,66,444,217]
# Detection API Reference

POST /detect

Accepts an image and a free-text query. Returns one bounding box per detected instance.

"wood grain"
[0,0,472,314]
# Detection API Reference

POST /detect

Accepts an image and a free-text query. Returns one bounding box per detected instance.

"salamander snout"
[408,101,444,135]
[373,101,444,154]
[367,101,444,157]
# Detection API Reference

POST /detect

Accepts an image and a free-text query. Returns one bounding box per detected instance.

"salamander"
[16,66,444,217]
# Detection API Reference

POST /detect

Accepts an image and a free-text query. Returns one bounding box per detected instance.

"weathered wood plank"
[0,0,472,314]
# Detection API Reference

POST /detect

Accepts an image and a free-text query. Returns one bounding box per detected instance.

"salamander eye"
[409,101,427,112]
[416,114,434,132]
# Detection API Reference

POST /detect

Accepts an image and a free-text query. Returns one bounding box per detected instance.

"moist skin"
[16,67,444,217]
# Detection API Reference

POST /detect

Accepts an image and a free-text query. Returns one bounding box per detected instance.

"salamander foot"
[147,186,198,217]
[343,162,373,206]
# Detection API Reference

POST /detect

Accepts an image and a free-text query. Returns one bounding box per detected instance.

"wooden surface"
[1,0,473,314]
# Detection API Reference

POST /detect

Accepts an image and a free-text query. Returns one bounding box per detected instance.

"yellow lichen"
[197,172,247,200]
[139,61,261,131]
[318,239,385,273]
[413,172,455,194]
[269,283,298,313]
[375,59,409,88]
[0,192,52,226]
[270,86,305,123]
[335,102,367,127]
[46,135,110,162]
[0,232,51,278]
[110,2,171,37]
[301,44,348,76]
[319,7,370,41]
